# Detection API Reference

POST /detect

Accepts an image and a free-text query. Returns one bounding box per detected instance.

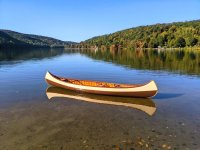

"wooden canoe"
[45,71,158,98]
[46,86,156,116]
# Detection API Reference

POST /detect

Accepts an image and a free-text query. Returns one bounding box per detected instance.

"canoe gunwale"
[49,72,144,88]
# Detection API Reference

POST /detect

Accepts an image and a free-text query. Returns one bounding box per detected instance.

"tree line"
[0,30,77,49]
[82,20,200,49]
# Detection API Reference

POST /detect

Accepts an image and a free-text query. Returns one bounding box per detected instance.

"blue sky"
[0,0,199,42]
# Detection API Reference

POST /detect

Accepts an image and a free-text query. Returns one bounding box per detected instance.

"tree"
[148,38,159,48]
[187,37,198,46]
[157,35,165,46]
[175,37,186,48]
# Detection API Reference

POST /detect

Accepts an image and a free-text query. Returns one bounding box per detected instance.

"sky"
[0,0,200,42]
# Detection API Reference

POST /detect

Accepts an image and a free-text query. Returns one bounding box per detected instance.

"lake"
[0,48,200,149]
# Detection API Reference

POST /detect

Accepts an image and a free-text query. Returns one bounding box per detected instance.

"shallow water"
[0,48,200,149]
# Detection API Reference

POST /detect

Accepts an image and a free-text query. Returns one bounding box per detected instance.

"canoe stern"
[145,80,158,97]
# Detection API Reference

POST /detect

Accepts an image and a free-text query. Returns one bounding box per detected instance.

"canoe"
[45,71,158,98]
[46,86,157,116]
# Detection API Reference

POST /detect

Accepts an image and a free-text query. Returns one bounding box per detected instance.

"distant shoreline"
[1,46,200,52]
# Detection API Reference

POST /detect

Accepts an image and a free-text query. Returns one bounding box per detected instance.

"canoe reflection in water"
[46,87,157,116]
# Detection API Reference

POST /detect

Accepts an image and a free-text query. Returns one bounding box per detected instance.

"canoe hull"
[45,72,158,98]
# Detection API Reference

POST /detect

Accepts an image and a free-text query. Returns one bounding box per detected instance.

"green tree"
[157,35,165,46]
[187,37,198,46]
[175,37,186,48]
[148,38,159,48]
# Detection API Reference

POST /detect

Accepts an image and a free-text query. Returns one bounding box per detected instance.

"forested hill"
[0,30,76,49]
[84,20,200,49]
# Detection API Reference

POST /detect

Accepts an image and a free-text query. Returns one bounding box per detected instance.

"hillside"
[83,20,200,49]
[0,30,76,49]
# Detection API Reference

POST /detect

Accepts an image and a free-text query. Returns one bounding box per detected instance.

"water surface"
[0,48,200,149]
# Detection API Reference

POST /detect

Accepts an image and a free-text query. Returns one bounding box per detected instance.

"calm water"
[0,48,200,149]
